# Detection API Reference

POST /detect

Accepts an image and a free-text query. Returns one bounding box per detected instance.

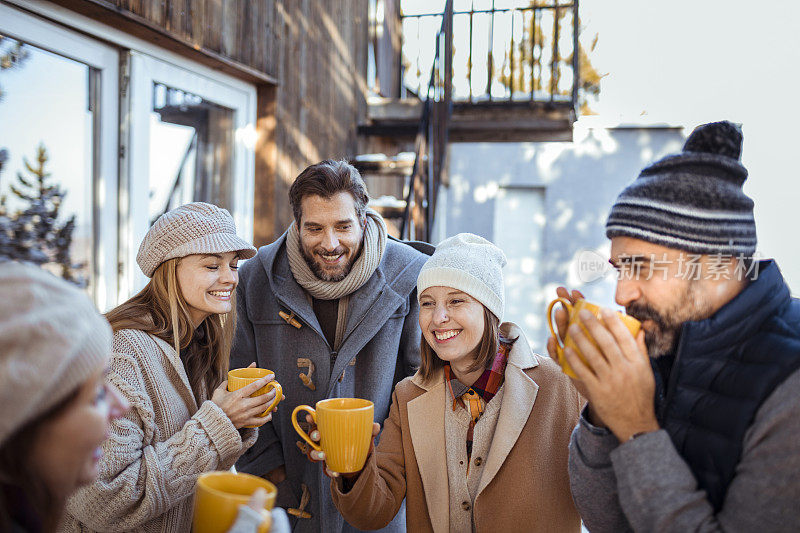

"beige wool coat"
[61,329,257,533]
[331,323,583,532]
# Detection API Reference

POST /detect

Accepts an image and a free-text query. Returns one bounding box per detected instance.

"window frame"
[0,2,120,310]
[5,0,258,305]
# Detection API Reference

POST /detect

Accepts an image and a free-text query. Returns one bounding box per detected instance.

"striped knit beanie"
[606,121,756,256]
[137,202,257,277]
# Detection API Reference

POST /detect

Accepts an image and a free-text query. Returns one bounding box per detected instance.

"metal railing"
[401,0,578,106]
[399,0,453,242]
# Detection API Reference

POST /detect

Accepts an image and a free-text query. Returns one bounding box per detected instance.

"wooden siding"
[268,0,369,243]
[49,0,371,244]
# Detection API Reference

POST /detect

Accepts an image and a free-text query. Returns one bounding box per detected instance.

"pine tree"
[0,144,85,285]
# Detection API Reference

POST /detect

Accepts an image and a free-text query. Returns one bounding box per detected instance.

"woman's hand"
[211,365,280,429]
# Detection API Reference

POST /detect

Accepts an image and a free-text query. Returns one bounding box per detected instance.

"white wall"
[434,124,685,351]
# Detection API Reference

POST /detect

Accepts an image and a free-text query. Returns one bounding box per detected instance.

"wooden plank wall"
[269,0,369,239]
[63,0,370,244]
[95,0,278,74]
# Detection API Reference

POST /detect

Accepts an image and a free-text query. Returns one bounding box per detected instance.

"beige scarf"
[286,208,387,349]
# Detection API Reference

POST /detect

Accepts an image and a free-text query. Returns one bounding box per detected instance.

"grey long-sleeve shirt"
[569,366,800,532]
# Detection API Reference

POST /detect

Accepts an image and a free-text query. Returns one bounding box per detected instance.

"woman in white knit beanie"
[61,203,278,532]
[325,233,584,532]
[0,262,128,532]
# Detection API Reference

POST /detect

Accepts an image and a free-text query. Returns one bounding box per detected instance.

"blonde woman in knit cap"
[324,233,583,532]
[61,202,277,532]
[0,262,129,532]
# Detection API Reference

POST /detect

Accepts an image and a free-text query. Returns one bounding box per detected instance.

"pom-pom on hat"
[417,233,507,320]
[606,120,756,256]
[137,202,257,277]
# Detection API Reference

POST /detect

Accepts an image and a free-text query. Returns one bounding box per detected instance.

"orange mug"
[292,398,374,474]
[227,368,282,428]
[547,297,641,378]
[192,471,276,533]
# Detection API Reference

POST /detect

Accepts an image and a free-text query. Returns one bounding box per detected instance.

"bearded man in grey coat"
[231,159,429,533]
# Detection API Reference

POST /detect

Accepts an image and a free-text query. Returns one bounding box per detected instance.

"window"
[0,4,119,309]
[2,2,257,307]
[124,52,255,294]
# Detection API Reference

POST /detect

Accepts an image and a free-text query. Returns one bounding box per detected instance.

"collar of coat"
[252,232,427,360]
[408,322,540,533]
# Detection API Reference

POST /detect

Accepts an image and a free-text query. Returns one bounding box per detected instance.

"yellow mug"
[292,398,374,474]
[227,368,283,428]
[547,297,641,379]
[192,471,276,533]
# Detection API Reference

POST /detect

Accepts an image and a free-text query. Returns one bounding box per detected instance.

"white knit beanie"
[0,262,111,446]
[417,233,507,320]
[137,202,257,277]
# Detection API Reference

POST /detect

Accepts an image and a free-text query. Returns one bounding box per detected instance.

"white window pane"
[0,37,95,288]
[148,82,234,224]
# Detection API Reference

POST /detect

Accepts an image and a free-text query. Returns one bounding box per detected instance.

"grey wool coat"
[231,232,430,533]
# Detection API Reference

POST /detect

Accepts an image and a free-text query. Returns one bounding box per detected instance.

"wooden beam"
[253,83,277,247]
[362,97,575,142]
[44,0,278,85]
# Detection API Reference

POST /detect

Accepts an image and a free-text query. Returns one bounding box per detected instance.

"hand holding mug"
[292,398,375,475]
[546,287,588,400]
[546,289,641,378]
[304,413,380,478]
[212,363,283,429]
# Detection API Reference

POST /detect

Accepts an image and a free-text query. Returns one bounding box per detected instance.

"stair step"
[352,153,416,176]
[369,195,406,218]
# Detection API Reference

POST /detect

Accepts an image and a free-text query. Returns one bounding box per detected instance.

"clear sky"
[572,0,800,292]
[402,0,800,292]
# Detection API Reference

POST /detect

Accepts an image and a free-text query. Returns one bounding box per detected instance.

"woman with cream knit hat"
[325,233,583,532]
[61,203,276,532]
[0,262,129,532]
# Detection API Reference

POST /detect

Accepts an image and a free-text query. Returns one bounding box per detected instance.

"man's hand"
[546,287,594,405]
[563,307,659,442]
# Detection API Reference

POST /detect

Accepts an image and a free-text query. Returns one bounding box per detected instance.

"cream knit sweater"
[60,329,257,532]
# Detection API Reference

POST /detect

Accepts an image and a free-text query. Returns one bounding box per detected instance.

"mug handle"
[546,297,573,349]
[292,405,323,453]
[261,381,283,416]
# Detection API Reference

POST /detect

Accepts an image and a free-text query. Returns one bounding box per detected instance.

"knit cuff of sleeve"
[239,427,259,451]
[610,429,672,470]
[195,400,242,462]
[573,405,620,468]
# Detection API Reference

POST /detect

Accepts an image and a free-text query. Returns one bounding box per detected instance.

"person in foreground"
[63,202,279,532]
[231,160,429,531]
[0,262,129,532]
[325,233,582,532]
[550,121,800,531]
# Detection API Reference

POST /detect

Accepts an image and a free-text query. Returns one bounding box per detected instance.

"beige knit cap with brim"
[137,202,257,278]
[417,233,507,320]
[0,261,111,446]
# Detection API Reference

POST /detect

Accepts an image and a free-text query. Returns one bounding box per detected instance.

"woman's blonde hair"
[105,258,234,403]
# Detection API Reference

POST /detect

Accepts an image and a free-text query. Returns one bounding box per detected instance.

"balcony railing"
[400,0,578,106]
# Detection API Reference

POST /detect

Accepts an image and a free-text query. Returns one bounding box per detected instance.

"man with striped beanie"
[552,121,800,532]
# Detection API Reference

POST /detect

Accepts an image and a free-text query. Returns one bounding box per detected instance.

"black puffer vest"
[655,261,800,511]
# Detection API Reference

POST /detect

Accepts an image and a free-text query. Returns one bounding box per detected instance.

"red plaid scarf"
[444,338,511,460]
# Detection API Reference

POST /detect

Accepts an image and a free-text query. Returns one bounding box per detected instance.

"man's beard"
[626,281,714,358]
[301,243,360,282]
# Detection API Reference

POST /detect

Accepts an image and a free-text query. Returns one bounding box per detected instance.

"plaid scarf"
[444,338,511,460]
